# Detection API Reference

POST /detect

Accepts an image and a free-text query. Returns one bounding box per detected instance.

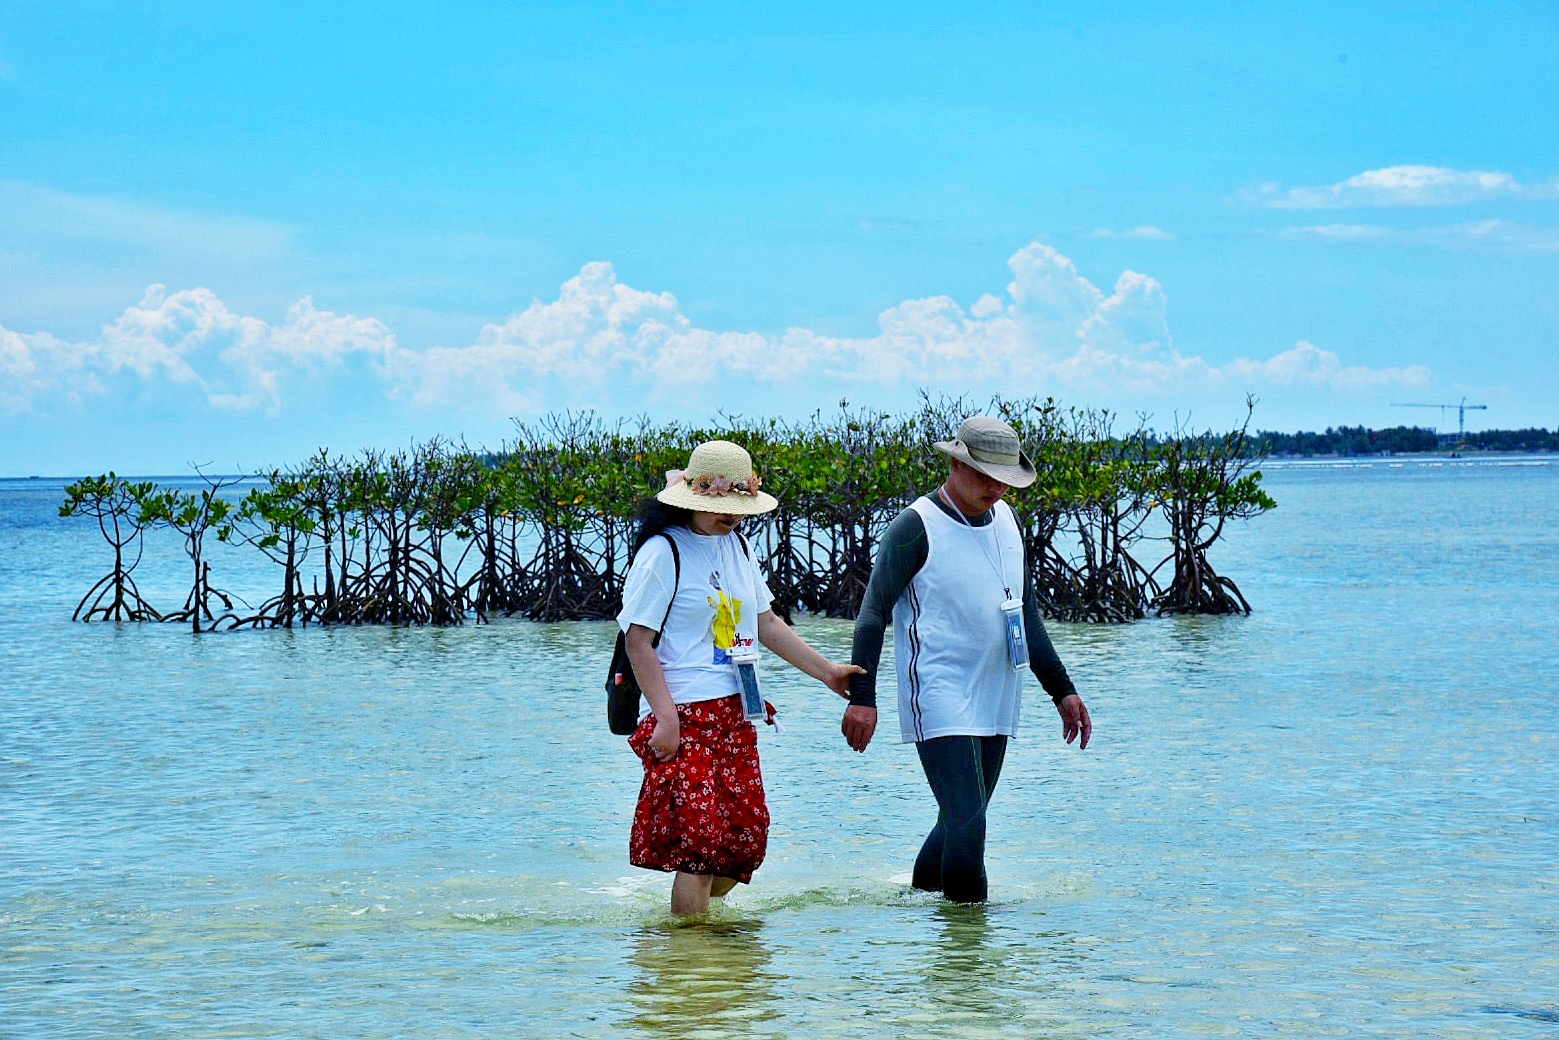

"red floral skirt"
[627,694,769,884]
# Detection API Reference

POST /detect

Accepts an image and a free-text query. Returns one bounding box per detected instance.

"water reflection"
[916,904,1024,1031]
[625,920,778,1037]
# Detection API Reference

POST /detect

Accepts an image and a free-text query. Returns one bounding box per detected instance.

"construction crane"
[1390,396,1488,440]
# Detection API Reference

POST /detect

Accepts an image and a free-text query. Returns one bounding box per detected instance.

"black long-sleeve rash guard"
[847,497,1079,710]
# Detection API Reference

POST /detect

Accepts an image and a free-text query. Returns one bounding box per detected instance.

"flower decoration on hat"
[689,472,762,497]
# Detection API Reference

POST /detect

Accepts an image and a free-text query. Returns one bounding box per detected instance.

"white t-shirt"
[617,526,774,706]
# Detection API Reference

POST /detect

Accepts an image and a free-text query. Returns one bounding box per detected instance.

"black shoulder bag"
[605,533,680,735]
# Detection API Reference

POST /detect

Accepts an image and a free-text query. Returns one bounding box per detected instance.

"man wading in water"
[843,416,1092,903]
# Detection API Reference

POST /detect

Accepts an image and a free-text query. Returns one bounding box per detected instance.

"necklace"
[937,484,1012,600]
[682,526,726,590]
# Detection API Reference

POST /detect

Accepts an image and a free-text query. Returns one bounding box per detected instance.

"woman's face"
[690,511,742,536]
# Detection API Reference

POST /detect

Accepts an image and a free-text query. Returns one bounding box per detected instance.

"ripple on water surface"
[3,462,1559,1037]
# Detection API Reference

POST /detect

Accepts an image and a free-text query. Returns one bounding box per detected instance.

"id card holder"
[1000,598,1027,672]
[731,647,765,720]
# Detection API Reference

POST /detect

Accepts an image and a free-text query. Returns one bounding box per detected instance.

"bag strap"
[736,530,752,560]
[650,532,679,648]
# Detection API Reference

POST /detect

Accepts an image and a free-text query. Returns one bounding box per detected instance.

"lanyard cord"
[936,485,1012,600]
[685,528,754,644]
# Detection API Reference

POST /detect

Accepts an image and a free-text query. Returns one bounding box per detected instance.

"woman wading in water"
[619,440,862,916]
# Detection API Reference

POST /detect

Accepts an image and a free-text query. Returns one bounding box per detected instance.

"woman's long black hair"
[631,497,693,556]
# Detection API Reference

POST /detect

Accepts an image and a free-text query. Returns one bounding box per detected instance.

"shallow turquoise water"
[3,458,1558,1037]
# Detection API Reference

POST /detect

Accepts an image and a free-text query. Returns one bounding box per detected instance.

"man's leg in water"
[912,736,1009,903]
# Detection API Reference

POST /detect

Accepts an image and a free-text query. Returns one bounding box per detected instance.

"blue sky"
[2,1,1557,474]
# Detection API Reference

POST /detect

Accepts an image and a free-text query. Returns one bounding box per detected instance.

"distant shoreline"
[1261,451,1557,463]
[1254,426,1558,457]
[3,427,1556,483]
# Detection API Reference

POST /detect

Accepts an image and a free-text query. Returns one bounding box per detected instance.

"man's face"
[949,459,1010,512]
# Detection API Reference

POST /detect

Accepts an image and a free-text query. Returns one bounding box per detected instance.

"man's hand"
[1057,694,1091,750]
[842,705,877,753]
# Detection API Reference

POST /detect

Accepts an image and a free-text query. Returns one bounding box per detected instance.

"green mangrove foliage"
[139,477,240,633]
[60,396,1275,630]
[59,473,162,621]
[1149,403,1277,615]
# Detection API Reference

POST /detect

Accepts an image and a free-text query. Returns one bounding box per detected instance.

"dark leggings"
[913,734,1008,904]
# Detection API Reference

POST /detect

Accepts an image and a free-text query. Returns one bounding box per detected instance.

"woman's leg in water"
[670,873,740,915]
[671,872,714,916]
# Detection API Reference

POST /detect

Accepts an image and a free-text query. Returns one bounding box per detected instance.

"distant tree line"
[60,395,1276,632]
[1255,425,1559,456]
[1459,428,1559,452]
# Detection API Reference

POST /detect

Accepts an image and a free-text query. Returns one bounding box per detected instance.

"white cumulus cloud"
[1,326,99,411]
[0,286,395,414]
[4,241,1432,422]
[392,242,1426,411]
[1224,341,1429,393]
[1255,165,1558,209]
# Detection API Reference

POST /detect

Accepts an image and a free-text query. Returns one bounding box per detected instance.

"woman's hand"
[821,661,867,698]
[648,715,680,762]
[757,611,866,697]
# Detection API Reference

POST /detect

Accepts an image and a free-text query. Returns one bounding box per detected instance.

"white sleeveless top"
[893,495,1026,742]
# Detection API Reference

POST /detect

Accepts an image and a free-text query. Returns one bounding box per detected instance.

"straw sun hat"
[656,440,779,516]
[934,416,1038,489]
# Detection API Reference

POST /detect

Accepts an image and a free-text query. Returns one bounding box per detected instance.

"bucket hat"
[656,440,779,515]
[933,416,1038,489]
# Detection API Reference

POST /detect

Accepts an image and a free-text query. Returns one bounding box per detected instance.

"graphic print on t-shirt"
[705,569,752,664]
